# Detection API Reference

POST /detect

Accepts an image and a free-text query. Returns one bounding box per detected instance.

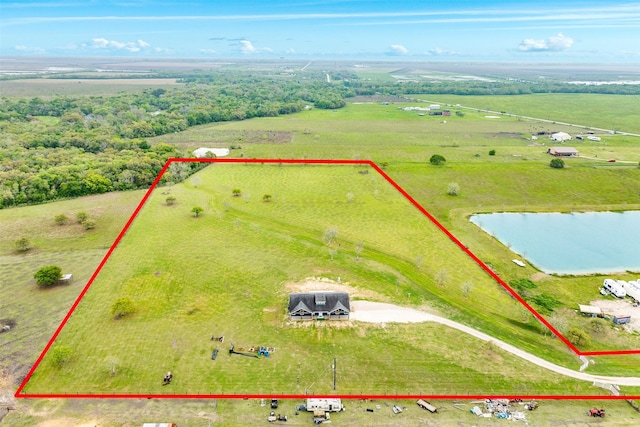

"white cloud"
[199,48,217,54]
[239,40,256,54]
[238,40,272,54]
[387,44,409,55]
[14,44,45,53]
[427,47,458,56]
[91,37,152,52]
[518,32,574,52]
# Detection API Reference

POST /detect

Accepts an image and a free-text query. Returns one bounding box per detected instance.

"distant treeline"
[1,70,638,208]
[0,73,349,208]
[347,80,640,96]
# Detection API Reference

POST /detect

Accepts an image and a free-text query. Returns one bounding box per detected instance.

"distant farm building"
[288,292,350,321]
[429,104,441,110]
[193,147,230,158]
[550,132,572,142]
[547,147,579,157]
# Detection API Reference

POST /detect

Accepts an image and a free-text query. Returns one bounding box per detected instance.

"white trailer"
[306,398,344,412]
[622,280,640,302]
[603,279,626,298]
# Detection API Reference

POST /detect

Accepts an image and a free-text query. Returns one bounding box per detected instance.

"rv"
[622,280,640,302]
[306,398,344,412]
[602,279,626,298]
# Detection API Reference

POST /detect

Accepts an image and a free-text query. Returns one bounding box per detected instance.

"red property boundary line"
[15,158,640,400]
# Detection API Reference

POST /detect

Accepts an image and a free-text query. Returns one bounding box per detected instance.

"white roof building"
[550,132,572,142]
[193,147,230,158]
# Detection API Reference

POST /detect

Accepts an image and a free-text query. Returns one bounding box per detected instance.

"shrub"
[191,206,204,217]
[232,188,241,197]
[14,237,32,252]
[34,265,62,287]
[566,327,591,348]
[75,211,89,223]
[54,214,69,225]
[82,219,96,230]
[262,194,272,202]
[166,195,176,205]
[429,154,446,165]
[51,345,73,366]
[447,182,460,196]
[530,293,562,313]
[111,297,135,319]
[489,149,496,156]
[550,158,565,169]
[590,318,607,334]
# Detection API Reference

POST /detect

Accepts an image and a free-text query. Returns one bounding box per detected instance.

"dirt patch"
[530,272,551,282]
[283,276,385,300]
[0,318,16,334]
[350,301,436,324]
[36,418,101,427]
[590,299,640,333]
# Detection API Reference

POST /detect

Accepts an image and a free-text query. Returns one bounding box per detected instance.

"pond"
[469,211,640,275]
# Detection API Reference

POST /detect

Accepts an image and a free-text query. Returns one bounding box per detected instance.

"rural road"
[351,301,640,387]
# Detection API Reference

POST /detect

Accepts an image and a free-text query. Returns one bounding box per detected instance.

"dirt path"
[351,301,640,387]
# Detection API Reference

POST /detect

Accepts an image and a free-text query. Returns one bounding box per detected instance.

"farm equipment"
[258,346,270,357]
[268,411,277,422]
[211,335,224,342]
[228,344,258,358]
[588,408,605,417]
[271,399,279,409]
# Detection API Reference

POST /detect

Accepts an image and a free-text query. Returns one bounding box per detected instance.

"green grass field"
[412,93,640,134]
[0,78,184,97]
[19,163,640,396]
[3,93,640,425]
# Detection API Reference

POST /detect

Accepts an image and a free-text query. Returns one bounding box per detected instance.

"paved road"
[351,301,640,387]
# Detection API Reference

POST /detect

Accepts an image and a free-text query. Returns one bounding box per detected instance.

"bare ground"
[590,299,640,333]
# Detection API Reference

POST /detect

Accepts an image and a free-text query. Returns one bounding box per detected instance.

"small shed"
[547,147,579,157]
[578,304,602,317]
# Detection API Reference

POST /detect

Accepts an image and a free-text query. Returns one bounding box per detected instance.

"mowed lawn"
[21,163,615,397]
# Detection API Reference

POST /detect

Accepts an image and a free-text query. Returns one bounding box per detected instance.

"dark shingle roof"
[288,292,350,314]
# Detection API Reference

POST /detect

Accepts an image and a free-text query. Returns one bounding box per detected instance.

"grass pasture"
[413,93,640,134]
[0,78,184,97]
[19,162,627,397]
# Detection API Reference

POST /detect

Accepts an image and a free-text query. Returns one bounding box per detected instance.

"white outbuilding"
[192,147,230,158]
[550,132,572,142]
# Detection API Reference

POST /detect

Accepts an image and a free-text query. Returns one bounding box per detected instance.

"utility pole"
[333,357,337,391]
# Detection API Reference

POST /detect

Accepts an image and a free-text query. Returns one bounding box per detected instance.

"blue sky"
[1,0,639,61]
